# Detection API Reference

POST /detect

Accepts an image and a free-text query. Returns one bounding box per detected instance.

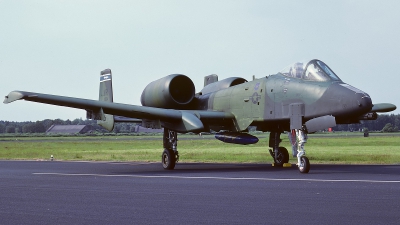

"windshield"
[280,59,341,82]
[315,60,341,81]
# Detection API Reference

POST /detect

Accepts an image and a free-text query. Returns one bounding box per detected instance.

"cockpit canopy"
[280,59,341,82]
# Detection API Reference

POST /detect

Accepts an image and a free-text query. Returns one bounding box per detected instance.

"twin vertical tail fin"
[97,69,115,131]
[204,74,218,87]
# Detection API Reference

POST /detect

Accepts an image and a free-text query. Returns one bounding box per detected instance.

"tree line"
[0,114,399,134]
[334,113,399,132]
[0,118,111,134]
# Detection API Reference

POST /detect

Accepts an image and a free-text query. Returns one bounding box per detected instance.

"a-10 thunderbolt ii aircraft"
[4,59,396,173]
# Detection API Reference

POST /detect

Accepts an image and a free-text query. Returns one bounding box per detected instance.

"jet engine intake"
[200,77,247,95]
[141,74,195,109]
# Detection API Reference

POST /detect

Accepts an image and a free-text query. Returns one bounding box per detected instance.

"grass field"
[1,133,400,164]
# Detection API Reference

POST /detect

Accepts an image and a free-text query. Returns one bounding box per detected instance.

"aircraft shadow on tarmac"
[109,162,400,177]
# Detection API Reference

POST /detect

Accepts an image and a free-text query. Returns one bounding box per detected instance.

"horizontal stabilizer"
[371,103,396,113]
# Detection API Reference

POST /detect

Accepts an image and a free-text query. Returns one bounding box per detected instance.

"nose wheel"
[298,156,310,173]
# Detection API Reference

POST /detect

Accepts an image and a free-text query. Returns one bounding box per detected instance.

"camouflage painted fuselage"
[196,73,372,132]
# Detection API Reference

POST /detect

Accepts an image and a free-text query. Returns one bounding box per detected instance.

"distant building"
[134,125,163,133]
[46,125,93,134]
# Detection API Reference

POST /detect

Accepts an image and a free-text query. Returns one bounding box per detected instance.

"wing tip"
[3,91,24,104]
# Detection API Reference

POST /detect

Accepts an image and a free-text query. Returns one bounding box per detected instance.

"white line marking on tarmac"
[33,173,400,183]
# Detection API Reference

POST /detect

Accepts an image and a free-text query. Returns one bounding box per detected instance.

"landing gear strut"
[162,128,179,170]
[293,128,310,173]
[269,132,289,167]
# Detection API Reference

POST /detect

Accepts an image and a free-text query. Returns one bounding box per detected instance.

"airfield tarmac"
[0,161,399,224]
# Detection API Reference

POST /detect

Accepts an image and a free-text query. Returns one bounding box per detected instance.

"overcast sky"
[1,0,399,121]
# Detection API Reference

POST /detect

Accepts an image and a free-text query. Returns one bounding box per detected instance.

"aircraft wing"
[3,91,235,133]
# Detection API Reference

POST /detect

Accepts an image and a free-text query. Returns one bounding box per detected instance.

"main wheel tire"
[280,147,289,163]
[162,149,175,170]
[298,156,310,173]
[274,147,289,167]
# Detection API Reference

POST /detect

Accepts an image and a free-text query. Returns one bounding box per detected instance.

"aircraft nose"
[323,83,373,118]
[356,92,373,112]
[339,84,372,115]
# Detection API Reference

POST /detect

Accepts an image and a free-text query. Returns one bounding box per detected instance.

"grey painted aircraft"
[4,59,396,173]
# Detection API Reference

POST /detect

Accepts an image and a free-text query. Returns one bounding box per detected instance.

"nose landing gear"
[295,128,310,173]
[270,130,311,173]
[298,156,310,173]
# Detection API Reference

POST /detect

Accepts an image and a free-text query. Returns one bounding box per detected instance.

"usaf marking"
[100,74,112,82]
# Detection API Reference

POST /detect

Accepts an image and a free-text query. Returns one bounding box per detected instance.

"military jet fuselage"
[198,69,373,131]
[141,59,377,134]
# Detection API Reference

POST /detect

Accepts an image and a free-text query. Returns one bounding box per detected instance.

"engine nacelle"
[141,74,195,109]
[200,77,247,95]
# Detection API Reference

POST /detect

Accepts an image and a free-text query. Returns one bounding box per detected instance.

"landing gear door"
[289,103,304,130]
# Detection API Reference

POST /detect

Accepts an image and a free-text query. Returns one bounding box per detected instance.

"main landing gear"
[269,131,310,173]
[161,128,179,170]
[160,128,310,173]
[269,132,289,167]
